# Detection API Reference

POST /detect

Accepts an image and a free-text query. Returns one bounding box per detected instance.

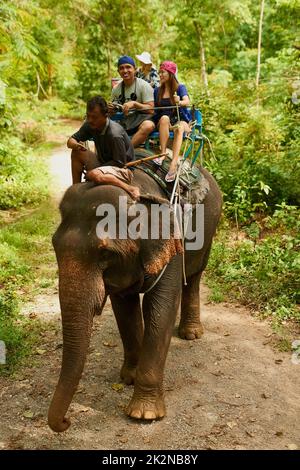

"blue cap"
[118,55,135,68]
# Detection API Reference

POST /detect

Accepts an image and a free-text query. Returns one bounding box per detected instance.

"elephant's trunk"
[48,255,105,432]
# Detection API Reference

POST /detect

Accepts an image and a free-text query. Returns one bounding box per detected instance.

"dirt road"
[0,139,299,450]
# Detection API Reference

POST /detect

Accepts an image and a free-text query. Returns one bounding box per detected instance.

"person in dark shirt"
[67,96,139,199]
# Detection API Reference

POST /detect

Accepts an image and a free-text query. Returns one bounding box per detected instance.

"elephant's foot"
[178,320,203,340]
[120,362,137,385]
[126,388,165,420]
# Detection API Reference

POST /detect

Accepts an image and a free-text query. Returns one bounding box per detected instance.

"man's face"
[86,105,107,129]
[118,63,136,83]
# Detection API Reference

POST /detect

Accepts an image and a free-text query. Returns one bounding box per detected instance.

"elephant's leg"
[179,270,203,340]
[126,255,181,420]
[110,293,143,385]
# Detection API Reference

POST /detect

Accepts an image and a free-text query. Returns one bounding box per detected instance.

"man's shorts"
[94,166,133,184]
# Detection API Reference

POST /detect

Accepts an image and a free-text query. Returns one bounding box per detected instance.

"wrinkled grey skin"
[48,168,222,432]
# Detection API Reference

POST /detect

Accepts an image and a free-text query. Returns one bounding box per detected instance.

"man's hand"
[127,186,140,200]
[67,137,87,151]
[123,101,136,115]
[108,102,117,115]
[74,141,87,151]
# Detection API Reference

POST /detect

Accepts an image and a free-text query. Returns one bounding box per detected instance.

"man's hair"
[87,96,108,115]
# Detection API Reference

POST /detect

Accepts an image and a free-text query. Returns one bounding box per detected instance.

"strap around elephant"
[143,265,168,294]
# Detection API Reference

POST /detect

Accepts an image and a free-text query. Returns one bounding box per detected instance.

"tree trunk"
[193,20,209,96]
[47,64,53,96]
[256,0,265,89]
[221,18,227,67]
[36,71,48,99]
[106,46,112,80]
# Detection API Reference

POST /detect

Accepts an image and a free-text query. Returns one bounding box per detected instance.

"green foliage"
[189,45,300,223]
[19,121,46,145]
[75,0,172,99]
[206,207,300,322]
[0,203,59,374]
[230,50,257,80]
[0,0,80,98]
[0,135,49,209]
[208,287,225,303]
[0,293,42,375]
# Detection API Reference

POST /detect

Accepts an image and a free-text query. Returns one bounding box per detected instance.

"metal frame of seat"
[144,107,204,167]
[111,107,205,167]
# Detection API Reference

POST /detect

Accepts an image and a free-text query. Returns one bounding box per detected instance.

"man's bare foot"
[127,186,140,200]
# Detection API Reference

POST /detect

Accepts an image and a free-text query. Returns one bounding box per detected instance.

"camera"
[112,103,123,112]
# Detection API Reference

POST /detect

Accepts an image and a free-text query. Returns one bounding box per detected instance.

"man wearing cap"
[136,51,159,88]
[109,55,155,148]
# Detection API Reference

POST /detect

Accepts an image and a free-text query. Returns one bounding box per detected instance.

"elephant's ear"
[139,203,183,275]
[141,237,183,276]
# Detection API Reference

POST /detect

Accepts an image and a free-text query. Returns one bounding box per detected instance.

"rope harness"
[143,134,196,293]
[126,115,212,294]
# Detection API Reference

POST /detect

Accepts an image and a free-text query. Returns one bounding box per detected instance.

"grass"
[205,206,300,326]
[0,203,59,292]
[207,286,225,304]
[0,207,59,374]
[0,201,60,375]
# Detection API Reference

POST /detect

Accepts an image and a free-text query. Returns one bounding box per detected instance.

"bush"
[188,71,300,223]
[19,120,46,145]
[0,297,42,375]
[0,135,49,209]
[0,274,38,375]
[206,206,300,323]
[0,203,59,375]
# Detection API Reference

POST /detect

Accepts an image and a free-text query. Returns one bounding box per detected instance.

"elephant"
[47,166,222,432]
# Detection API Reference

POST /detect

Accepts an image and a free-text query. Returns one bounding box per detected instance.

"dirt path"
[0,131,299,450]
[49,145,73,198]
